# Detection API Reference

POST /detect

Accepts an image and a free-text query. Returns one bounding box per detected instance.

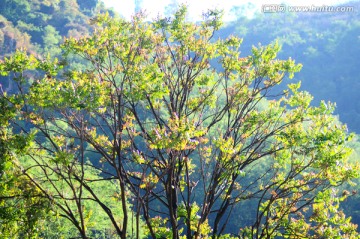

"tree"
[0,6,359,238]
[0,96,51,238]
[42,25,62,57]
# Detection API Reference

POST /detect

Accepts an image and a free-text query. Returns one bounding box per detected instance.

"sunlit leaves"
[0,123,49,238]
[149,216,173,238]
[28,70,109,111]
[149,115,207,151]
[1,49,38,75]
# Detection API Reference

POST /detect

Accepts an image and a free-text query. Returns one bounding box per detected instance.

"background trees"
[1,6,359,238]
[221,2,360,132]
[0,0,115,57]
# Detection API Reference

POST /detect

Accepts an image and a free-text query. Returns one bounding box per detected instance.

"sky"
[101,0,352,21]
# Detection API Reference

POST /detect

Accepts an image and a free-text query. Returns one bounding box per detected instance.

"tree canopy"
[0,6,359,239]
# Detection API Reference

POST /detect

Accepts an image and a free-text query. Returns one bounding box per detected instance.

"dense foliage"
[1,6,359,238]
[222,1,360,132]
[0,0,116,57]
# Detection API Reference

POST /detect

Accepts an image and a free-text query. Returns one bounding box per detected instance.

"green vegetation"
[1,5,360,238]
[0,0,115,57]
[222,2,360,132]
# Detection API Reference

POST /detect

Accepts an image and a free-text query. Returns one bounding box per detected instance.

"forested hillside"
[0,0,117,94]
[0,0,115,56]
[1,1,360,238]
[221,1,360,132]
